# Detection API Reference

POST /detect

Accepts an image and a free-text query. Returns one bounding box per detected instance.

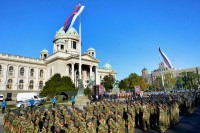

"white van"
[16,93,42,102]
[0,94,4,101]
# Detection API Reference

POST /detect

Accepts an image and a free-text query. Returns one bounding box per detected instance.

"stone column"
[90,65,93,79]
[95,66,98,85]
[71,63,75,83]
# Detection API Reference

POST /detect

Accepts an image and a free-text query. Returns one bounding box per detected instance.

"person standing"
[71,96,75,107]
[1,99,6,114]
[52,96,56,108]
[29,98,34,111]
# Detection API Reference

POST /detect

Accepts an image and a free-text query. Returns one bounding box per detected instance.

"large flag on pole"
[63,4,84,33]
[158,47,173,68]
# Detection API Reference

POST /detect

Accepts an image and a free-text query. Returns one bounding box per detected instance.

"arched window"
[20,67,25,76]
[8,66,14,76]
[19,80,23,89]
[29,80,34,89]
[39,81,43,89]
[30,68,34,77]
[40,70,44,77]
[7,79,12,89]
[0,65,2,75]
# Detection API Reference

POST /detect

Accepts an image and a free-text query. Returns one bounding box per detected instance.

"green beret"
[86,118,93,124]
[59,119,65,124]
[74,121,79,128]
[31,116,36,122]
[54,126,61,132]
[43,122,48,128]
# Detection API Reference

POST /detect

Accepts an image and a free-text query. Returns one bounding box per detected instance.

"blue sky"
[0,0,200,80]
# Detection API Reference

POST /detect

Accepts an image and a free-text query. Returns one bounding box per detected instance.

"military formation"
[2,90,200,133]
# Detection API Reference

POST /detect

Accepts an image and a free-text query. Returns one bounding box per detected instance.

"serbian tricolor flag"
[63,4,85,33]
[158,47,174,68]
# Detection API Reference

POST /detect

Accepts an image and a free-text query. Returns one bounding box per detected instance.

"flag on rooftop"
[158,47,174,68]
[63,4,85,33]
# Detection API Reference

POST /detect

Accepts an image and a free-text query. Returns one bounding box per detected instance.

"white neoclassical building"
[0,27,116,99]
[142,62,200,85]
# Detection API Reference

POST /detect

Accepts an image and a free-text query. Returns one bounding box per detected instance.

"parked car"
[0,94,4,102]
[34,99,41,106]
[16,99,41,108]
[16,100,30,108]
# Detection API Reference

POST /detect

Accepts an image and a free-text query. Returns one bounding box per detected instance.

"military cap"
[93,111,98,116]
[32,107,37,111]
[48,107,52,112]
[31,116,36,122]
[79,109,83,114]
[20,110,24,115]
[40,105,45,109]
[43,122,48,128]
[59,119,65,124]
[75,107,79,111]
[81,113,86,119]
[46,115,50,120]
[68,111,72,116]
[102,110,106,114]
[99,116,104,121]
[71,115,75,121]
[86,118,93,124]
[57,113,61,118]
[54,126,61,132]
[63,105,68,109]
[74,121,79,128]
[23,113,29,118]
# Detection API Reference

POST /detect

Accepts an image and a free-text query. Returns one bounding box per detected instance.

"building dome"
[41,49,48,53]
[87,47,95,51]
[104,63,112,70]
[143,67,147,71]
[56,27,79,37]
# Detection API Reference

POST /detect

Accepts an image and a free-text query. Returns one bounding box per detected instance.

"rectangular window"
[61,45,64,50]
[73,41,76,49]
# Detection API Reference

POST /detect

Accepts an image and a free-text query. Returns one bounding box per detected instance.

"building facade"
[142,62,200,85]
[0,27,116,99]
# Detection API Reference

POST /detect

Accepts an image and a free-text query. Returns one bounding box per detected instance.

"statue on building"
[77,79,84,96]
[88,76,95,89]
[112,80,120,94]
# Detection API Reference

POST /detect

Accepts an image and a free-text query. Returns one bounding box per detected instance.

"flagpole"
[79,7,82,81]
[158,46,165,91]
[77,3,84,96]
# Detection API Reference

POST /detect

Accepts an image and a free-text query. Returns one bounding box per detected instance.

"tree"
[119,78,129,91]
[40,73,75,97]
[101,74,115,91]
[153,76,163,91]
[178,71,200,89]
[164,73,176,90]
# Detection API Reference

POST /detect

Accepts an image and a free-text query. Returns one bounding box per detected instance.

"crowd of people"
[2,90,200,133]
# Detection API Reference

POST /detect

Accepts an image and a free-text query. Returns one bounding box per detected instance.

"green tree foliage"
[101,74,115,91]
[176,71,200,89]
[119,73,149,91]
[119,78,129,91]
[40,73,75,97]
[153,76,163,91]
[164,73,176,90]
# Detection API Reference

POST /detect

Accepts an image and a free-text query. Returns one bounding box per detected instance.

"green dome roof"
[41,49,48,53]
[56,27,79,37]
[104,63,112,70]
[87,47,95,51]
